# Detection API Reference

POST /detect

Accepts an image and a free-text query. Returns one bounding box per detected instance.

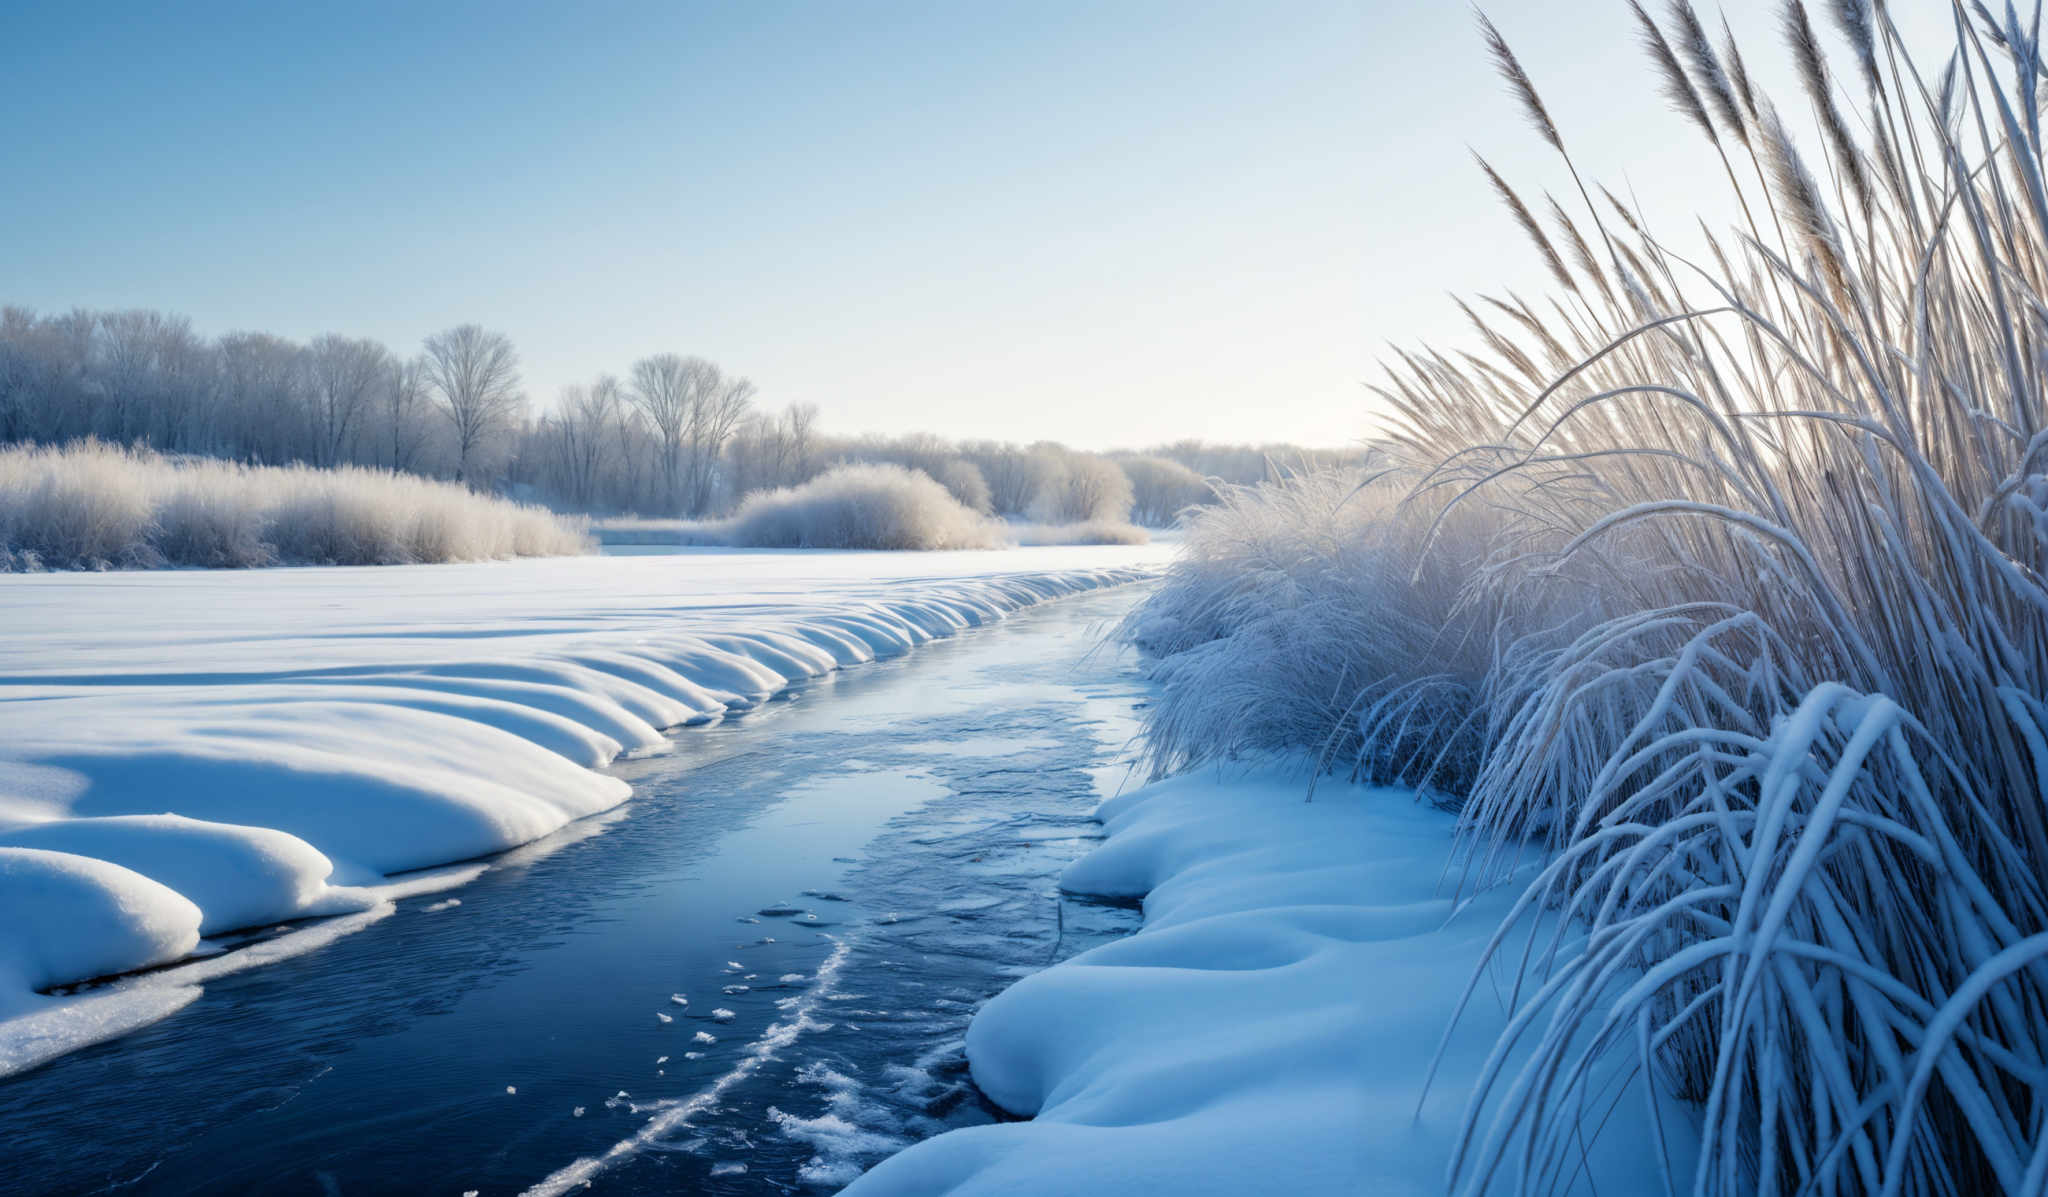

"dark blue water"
[0,586,1148,1196]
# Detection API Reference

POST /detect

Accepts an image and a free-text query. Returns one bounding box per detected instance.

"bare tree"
[423,324,521,484]
[93,310,208,446]
[687,369,754,515]
[628,353,694,512]
[549,379,621,508]
[386,354,430,473]
[784,402,819,481]
[305,334,393,467]
[0,307,38,444]
[964,440,1065,516]
[215,331,306,465]
[629,354,755,515]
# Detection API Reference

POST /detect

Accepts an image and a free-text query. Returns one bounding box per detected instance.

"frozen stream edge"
[0,565,1149,1079]
[843,764,1704,1196]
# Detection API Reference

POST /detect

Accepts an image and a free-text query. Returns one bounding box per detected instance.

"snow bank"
[0,547,1160,1074]
[846,767,1696,1196]
[0,814,370,934]
[0,849,200,1003]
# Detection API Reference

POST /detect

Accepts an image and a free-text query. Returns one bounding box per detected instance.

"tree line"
[0,305,1363,523]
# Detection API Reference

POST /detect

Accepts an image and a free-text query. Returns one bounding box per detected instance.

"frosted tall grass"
[0,440,591,569]
[1131,4,2048,1193]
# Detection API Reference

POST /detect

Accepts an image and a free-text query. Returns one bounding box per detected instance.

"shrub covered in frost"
[0,439,591,569]
[1118,454,1215,526]
[705,463,1003,551]
[1125,465,1504,792]
[1129,7,2048,1194]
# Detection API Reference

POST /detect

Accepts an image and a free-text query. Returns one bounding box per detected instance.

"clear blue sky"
[0,1,1946,449]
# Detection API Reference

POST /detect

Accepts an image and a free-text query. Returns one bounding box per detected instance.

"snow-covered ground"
[847,766,1699,1196]
[0,545,1165,1076]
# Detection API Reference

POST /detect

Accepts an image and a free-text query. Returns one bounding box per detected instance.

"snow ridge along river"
[0,546,1164,1079]
[0,576,1153,1195]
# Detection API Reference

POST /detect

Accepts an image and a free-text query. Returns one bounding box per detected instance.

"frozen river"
[0,584,1150,1195]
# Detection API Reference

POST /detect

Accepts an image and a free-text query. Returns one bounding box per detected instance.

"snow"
[0,814,371,935]
[0,848,199,1001]
[0,546,1160,1074]
[845,765,1697,1196]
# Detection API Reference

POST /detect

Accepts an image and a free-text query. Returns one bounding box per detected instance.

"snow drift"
[845,767,1696,1196]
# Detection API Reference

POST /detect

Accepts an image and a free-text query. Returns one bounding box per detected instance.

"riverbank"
[849,764,1700,1195]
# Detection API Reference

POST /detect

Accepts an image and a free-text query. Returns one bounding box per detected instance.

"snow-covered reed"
[0,439,590,569]
[1131,5,2048,1193]
[1124,467,1505,789]
[698,463,1005,551]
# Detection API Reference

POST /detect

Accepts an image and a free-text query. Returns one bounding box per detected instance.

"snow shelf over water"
[0,547,1159,1076]
[845,766,1700,1196]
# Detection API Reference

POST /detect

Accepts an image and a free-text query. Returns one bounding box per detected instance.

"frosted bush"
[1119,455,1214,526]
[153,470,276,568]
[265,481,414,565]
[0,439,158,569]
[1126,467,1502,791]
[705,464,1003,551]
[0,440,590,569]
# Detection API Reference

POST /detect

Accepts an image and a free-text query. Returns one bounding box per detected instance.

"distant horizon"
[0,294,1380,455]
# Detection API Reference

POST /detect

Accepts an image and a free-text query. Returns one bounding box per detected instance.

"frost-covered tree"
[423,324,521,484]
[305,335,393,467]
[960,441,1065,517]
[384,354,432,474]
[628,353,694,512]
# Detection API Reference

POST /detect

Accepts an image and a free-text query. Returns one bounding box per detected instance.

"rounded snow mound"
[0,847,201,992]
[0,814,360,936]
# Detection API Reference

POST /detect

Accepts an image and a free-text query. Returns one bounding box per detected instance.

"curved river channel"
[0,584,1151,1196]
